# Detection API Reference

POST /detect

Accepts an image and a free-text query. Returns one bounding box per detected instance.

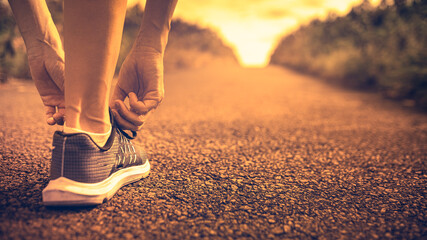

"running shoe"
[42,111,150,206]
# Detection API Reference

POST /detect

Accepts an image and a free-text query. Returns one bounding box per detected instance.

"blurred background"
[0,0,426,109]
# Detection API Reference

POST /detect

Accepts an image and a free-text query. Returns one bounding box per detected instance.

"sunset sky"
[129,0,382,67]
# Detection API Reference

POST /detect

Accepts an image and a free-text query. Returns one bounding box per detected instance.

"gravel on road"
[0,65,426,239]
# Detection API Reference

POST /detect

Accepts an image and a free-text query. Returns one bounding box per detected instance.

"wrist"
[135,28,169,54]
[130,44,164,62]
[8,0,62,52]
[133,0,177,53]
[25,31,62,53]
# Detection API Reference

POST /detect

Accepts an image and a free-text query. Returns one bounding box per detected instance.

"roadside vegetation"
[0,0,237,83]
[271,0,427,110]
[0,2,27,82]
[120,6,237,72]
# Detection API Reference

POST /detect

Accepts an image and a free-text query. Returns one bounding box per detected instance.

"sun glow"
[132,0,382,67]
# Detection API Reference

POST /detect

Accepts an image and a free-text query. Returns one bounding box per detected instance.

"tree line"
[271,0,426,110]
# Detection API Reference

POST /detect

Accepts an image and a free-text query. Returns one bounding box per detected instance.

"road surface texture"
[0,65,426,239]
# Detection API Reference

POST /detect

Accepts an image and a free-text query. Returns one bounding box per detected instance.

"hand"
[111,46,164,131]
[27,40,65,125]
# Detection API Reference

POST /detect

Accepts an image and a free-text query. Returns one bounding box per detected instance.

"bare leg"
[64,0,127,135]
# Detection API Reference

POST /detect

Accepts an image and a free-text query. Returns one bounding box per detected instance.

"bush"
[0,2,237,82]
[270,0,427,110]
[0,2,17,82]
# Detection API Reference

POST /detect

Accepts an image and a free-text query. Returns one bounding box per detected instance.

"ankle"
[65,106,111,134]
[63,124,112,147]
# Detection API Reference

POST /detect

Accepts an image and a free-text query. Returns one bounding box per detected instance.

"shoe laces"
[117,128,138,165]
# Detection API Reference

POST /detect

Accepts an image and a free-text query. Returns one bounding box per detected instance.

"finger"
[110,85,127,109]
[128,92,160,115]
[114,100,145,126]
[45,106,56,125]
[112,109,139,131]
[53,110,65,126]
[56,106,65,125]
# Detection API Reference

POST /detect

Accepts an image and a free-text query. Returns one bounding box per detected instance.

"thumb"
[128,91,160,115]
[111,85,127,109]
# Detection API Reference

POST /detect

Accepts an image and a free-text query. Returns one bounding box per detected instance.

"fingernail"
[47,117,54,125]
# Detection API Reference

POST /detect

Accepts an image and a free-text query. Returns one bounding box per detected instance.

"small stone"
[268,218,276,223]
[123,233,133,240]
[240,206,252,211]
[105,206,115,211]
[283,225,291,233]
[271,227,284,235]
[91,225,102,232]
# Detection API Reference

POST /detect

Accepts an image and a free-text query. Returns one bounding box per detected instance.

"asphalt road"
[0,65,426,239]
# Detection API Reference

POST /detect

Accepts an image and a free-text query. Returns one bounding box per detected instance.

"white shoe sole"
[42,161,150,206]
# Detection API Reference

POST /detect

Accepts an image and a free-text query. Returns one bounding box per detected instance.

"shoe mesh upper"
[50,127,147,183]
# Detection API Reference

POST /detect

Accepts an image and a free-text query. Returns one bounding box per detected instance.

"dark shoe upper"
[49,114,148,184]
